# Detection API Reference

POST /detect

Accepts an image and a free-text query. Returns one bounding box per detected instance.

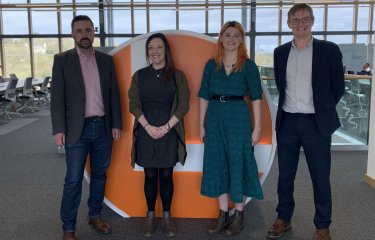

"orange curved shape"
[85,31,275,218]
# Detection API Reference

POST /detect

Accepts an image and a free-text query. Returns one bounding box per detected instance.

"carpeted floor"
[0,112,374,240]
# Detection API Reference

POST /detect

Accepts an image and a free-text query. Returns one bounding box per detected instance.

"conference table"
[0,78,45,94]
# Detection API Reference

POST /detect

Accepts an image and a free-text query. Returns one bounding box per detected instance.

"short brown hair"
[71,15,94,31]
[288,3,315,22]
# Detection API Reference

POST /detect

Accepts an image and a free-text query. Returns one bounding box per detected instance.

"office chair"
[0,75,23,119]
[16,76,38,113]
[33,76,50,105]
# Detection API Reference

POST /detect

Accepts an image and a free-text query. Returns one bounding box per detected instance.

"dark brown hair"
[145,33,176,81]
[71,15,94,31]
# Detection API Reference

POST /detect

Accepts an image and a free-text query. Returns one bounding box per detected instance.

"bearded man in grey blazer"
[50,15,122,240]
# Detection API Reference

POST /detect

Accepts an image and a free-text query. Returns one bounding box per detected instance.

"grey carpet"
[0,114,374,240]
[0,118,39,135]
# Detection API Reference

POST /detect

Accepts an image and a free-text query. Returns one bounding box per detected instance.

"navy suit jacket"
[273,38,345,137]
[50,48,122,144]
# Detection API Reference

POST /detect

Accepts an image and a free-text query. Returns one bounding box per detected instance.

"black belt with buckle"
[85,115,105,122]
[212,95,244,102]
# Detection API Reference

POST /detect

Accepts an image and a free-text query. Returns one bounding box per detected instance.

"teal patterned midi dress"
[198,58,264,203]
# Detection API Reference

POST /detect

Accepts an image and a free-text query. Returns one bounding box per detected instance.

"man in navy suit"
[51,15,122,240]
[266,4,345,240]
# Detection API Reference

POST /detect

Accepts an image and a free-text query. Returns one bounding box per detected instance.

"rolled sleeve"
[247,60,263,101]
[198,60,212,100]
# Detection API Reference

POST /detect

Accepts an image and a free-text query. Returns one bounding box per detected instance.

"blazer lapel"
[312,38,319,87]
[95,51,106,96]
[280,42,292,91]
[69,49,86,92]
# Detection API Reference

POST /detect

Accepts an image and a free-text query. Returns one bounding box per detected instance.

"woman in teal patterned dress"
[198,21,264,236]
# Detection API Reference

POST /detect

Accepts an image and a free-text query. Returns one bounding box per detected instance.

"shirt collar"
[291,36,313,49]
[76,46,95,59]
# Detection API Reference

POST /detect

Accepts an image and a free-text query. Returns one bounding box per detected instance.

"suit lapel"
[69,49,86,92]
[281,42,292,91]
[312,38,319,87]
[95,51,106,97]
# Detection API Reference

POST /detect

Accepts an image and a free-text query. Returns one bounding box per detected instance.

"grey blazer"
[50,48,122,144]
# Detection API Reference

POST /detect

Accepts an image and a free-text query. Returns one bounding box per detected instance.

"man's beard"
[75,38,92,49]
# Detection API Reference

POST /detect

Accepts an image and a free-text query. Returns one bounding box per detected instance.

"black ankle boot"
[207,210,229,235]
[162,211,176,237]
[143,211,156,237]
[225,209,244,236]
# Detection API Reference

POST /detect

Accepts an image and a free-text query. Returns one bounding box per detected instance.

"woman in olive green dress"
[198,21,264,236]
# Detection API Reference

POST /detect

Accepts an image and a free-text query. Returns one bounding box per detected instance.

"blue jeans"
[60,118,112,232]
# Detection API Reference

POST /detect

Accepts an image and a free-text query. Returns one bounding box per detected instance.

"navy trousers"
[60,117,112,232]
[276,112,332,229]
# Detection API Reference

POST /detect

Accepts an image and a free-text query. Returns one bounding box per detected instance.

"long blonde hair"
[214,21,248,72]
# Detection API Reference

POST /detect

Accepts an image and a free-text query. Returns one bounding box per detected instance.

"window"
[208,9,222,34]
[61,11,75,34]
[33,38,58,77]
[327,35,352,44]
[3,38,31,80]
[327,6,353,31]
[257,7,278,32]
[62,38,75,52]
[224,8,244,29]
[357,6,370,31]
[32,11,58,34]
[150,10,176,32]
[255,36,277,67]
[106,38,131,47]
[111,9,132,34]
[2,9,29,34]
[133,9,147,34]
[179,10,205,33]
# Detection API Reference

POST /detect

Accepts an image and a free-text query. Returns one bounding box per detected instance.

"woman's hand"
[145,125,165,139]
[251,126,261,146]
[156,124,169,136]
[200,125,205,142]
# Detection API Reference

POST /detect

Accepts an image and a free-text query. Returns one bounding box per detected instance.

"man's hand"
[112,128,121,141]
[54,132,65,147]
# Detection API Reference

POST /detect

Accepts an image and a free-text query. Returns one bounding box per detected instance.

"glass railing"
[259,67,371,146]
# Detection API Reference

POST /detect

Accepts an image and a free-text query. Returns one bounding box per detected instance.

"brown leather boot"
[88,217,112,234]
[225,209,244,236]
[143,211,156,237]
[267,219,292,239]
[62,232,75,240]
[207,210,229,235]
[162,211,176,237]
[313,228,331,240]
